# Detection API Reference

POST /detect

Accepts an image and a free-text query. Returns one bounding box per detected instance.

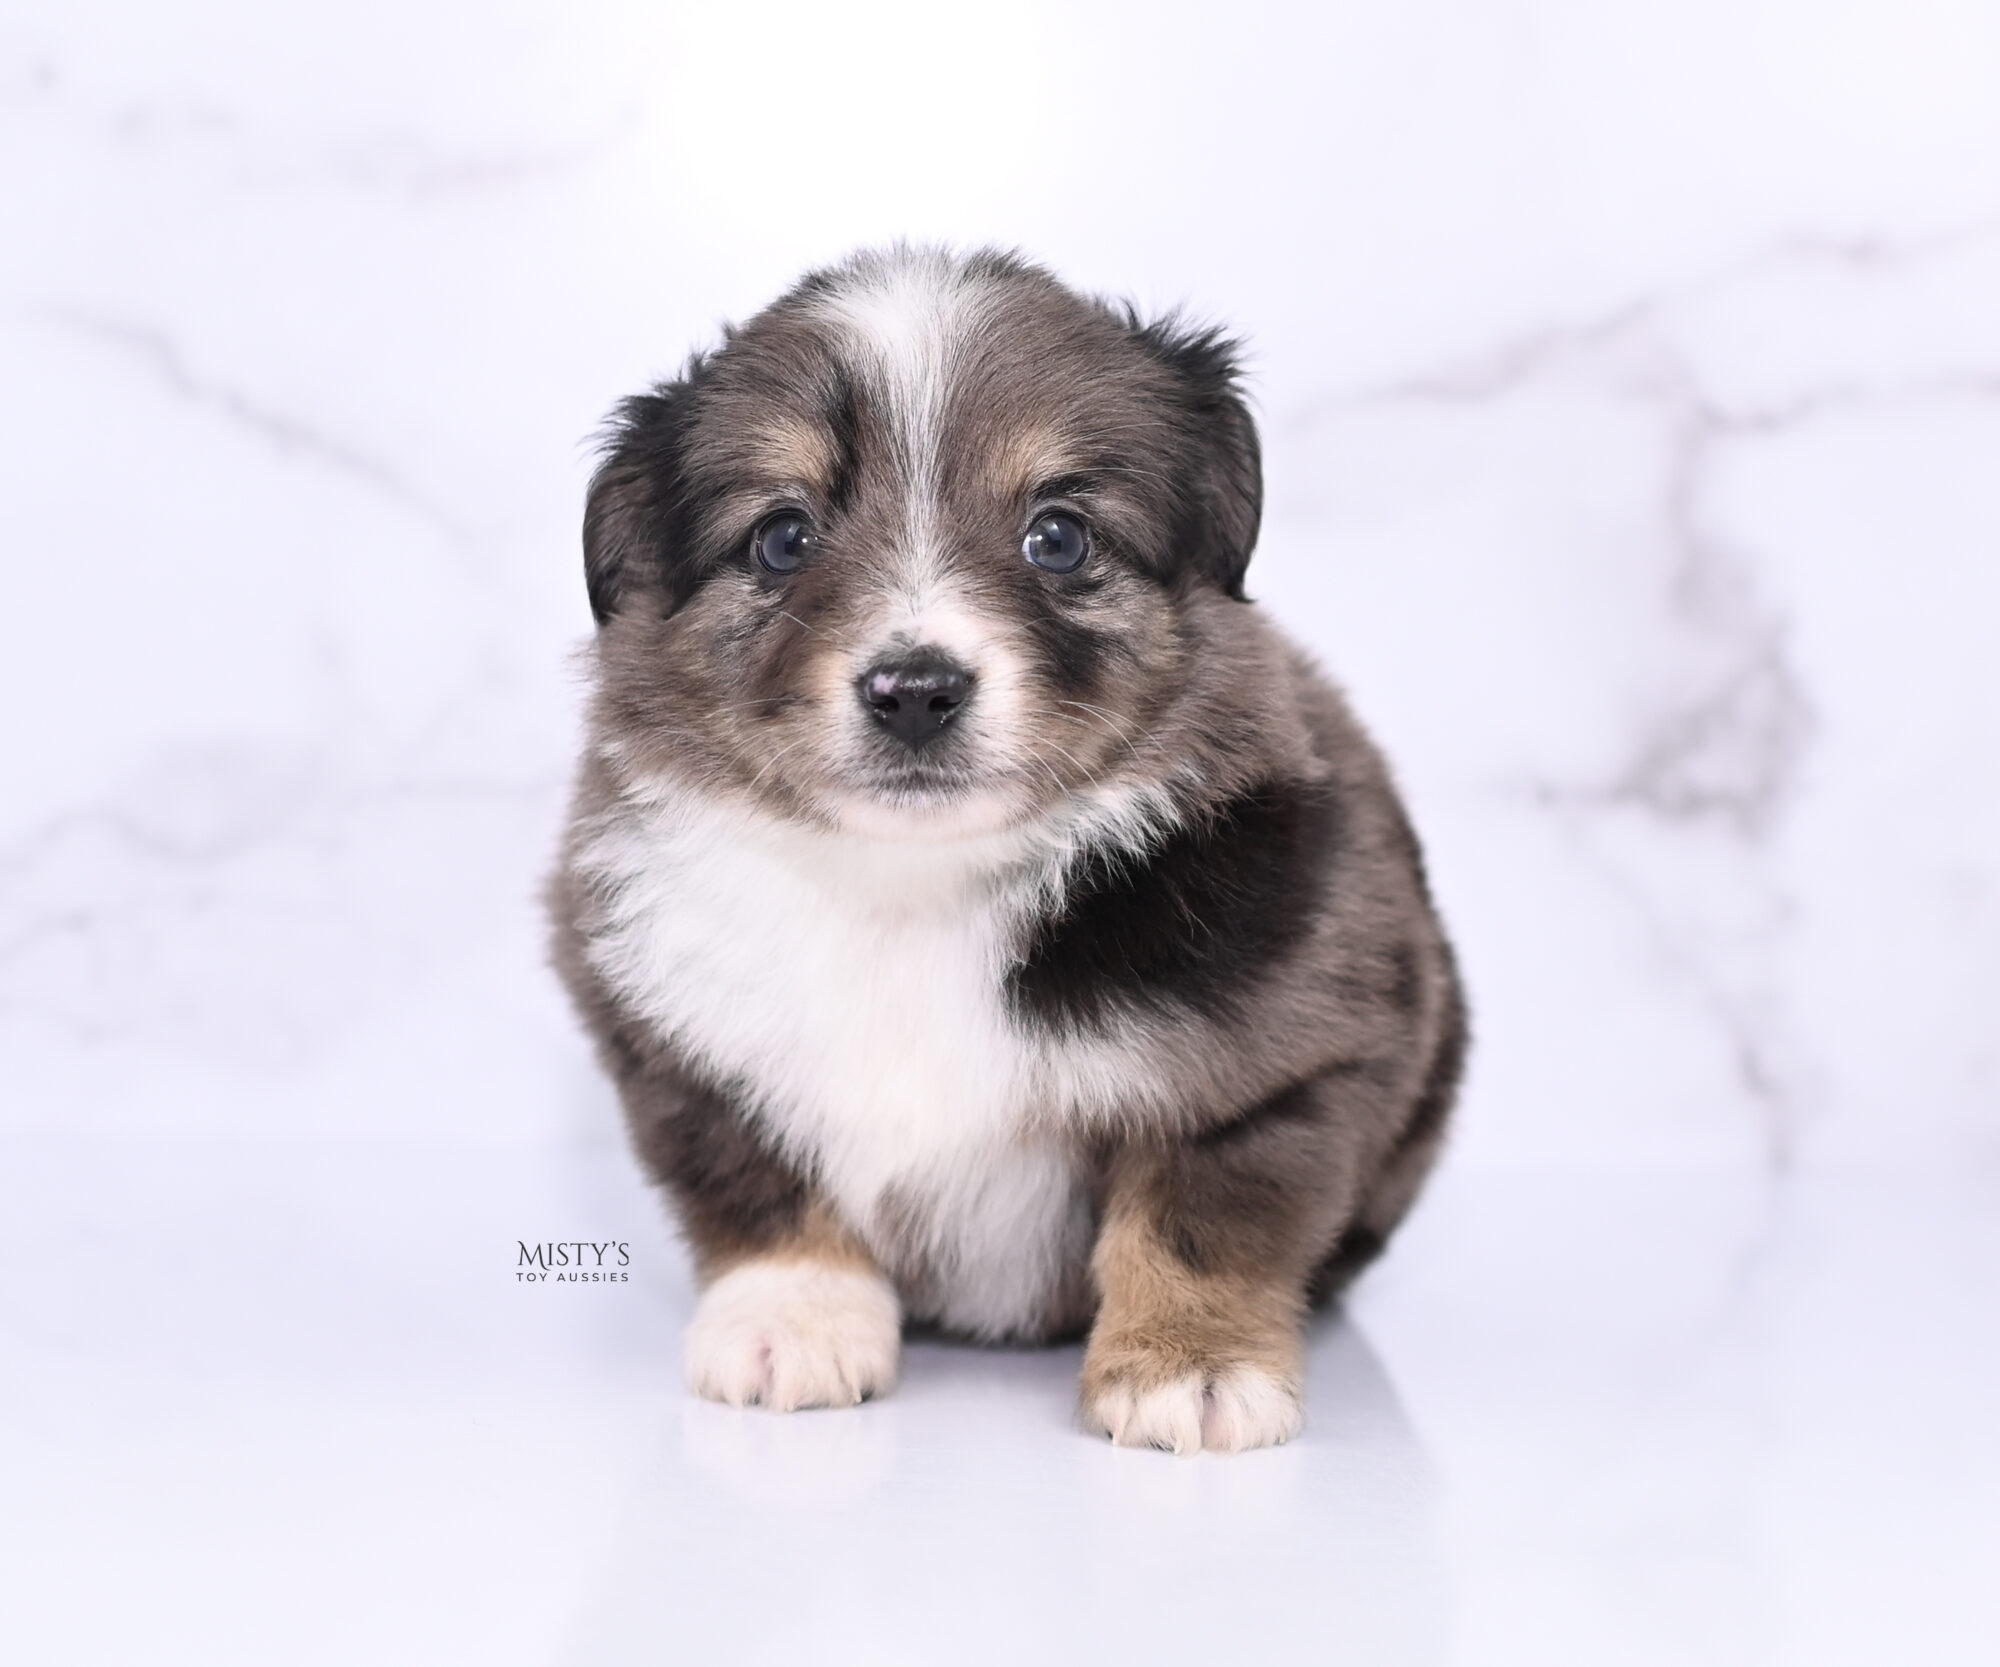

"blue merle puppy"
[548,246,1465,1454]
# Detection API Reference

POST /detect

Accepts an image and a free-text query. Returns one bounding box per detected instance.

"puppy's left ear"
[1132,318,1263,599]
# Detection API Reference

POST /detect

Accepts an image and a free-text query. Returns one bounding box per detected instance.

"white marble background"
[4,4,1998,1664]
[6,0,1996,1169]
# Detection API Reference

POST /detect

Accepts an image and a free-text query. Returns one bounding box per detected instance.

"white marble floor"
[5,1136,1996,1666]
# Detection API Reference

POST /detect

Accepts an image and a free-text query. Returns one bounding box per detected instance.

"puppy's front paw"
[1082,1360,1302,1455]
[684,1259,900,1411]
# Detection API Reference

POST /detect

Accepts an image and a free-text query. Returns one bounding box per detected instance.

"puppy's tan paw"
[1083,1364,1302,1455]
[684,1259,900,1411]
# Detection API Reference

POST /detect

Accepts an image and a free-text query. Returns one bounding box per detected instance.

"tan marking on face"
[990,422,1083,502]
[742,417,838,492]
[695,485,794,551]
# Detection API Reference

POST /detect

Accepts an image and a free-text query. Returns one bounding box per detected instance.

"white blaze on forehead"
[813,248,983,458]
[814,251,1031,783]
[813,248,994,593]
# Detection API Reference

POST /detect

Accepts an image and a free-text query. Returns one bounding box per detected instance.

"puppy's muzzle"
[859,650,973,752]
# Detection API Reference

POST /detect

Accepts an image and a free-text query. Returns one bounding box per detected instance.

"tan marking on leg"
[1079,1205,1305,1455]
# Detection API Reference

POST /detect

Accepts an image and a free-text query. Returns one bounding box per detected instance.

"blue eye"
[1023,512,1089,574]
[754,513,815,575]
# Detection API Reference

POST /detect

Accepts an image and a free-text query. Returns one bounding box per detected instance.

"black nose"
[859,652,973,751]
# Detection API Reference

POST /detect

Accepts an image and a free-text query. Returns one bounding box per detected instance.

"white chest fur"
[576,785,1095,1338]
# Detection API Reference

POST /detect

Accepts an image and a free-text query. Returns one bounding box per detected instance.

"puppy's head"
[584,247,1261,838]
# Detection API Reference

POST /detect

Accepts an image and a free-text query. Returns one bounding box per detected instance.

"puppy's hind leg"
[1311,966,1467,1303]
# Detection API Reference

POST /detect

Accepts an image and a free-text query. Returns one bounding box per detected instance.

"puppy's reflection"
[557,1309,1448,1666]
[678,1391,898,1511]
[1065,1308,1449,1663]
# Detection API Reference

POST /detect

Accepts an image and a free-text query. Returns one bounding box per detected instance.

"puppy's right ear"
[582,367,704,625]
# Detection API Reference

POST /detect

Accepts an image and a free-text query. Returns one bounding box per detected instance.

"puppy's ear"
[582,363,706,625]
[1129,317,1263,599]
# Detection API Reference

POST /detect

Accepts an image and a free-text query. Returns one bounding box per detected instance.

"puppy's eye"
[754,513,816,575]
[1022,512,1089,574]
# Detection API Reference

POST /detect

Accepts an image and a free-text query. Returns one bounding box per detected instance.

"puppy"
[548,247,1465,1454]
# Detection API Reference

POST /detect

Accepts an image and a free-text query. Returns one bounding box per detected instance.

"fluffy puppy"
[548,247,1465,1454]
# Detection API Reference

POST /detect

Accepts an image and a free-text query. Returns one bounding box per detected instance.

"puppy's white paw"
[1084,1365,1302,1455]
[1198,1366,1305,1453]
[684,1259,900,1411]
